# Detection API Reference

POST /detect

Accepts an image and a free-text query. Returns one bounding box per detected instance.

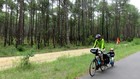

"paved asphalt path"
[80,52,140,79]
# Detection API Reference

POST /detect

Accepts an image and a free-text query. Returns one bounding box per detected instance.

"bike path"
[80,52,140,79]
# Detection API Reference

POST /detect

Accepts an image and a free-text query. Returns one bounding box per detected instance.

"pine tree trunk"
[16,0,24,46]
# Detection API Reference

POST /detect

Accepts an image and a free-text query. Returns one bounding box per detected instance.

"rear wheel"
[100,65,106,71]
[99,61,106,71]
[110,58,115,67]
[111,62,114,67]
[89,60,97,77]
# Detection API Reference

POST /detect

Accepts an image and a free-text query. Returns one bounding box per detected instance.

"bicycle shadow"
[92,65,117,76]
[80,65,118,79]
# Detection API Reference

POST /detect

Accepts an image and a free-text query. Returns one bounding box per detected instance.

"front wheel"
[89,60,97,77]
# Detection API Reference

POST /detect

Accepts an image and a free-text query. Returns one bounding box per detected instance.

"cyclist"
[93,34,105,50]
[93,34,105,64]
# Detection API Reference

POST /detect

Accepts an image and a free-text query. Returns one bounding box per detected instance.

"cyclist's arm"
[101,39,105,50]
[93,39,97,48]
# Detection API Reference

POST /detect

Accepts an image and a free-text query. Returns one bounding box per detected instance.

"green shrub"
[17,45,25,52]
[132,38,140,45]
[18,49,34,69]
[85,35,94,45]
[20,55,31,69]
[127,37,133,42]
[0,46,19,57]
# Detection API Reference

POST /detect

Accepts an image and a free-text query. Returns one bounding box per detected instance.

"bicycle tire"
[89,59,97,77]
[111,62,114,67]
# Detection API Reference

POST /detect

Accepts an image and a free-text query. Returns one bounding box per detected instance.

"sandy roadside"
[0,48,91,70]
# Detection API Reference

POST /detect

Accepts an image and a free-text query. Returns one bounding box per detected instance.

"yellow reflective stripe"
[101,39,104,49]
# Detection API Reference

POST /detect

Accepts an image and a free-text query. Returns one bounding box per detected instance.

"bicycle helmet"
[95,34,101,39]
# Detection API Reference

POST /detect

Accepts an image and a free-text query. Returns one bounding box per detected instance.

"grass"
[0,54,91,79]
[0,39,140,79]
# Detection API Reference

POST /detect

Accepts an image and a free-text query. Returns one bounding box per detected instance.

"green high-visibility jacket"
[93,38,105,49]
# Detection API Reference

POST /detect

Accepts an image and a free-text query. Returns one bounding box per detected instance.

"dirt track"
[0,48,90,70]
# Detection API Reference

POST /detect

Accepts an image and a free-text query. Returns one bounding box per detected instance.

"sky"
[130,0,140,10]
